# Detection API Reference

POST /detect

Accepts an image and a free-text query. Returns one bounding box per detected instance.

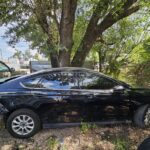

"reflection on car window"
[0,63,8,72]
[78,72,117,89]
[40,71,79,89]
[0,62,11,78]
[22,77,41,88]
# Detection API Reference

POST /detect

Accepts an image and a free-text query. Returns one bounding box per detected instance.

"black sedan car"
[0,67,150,138]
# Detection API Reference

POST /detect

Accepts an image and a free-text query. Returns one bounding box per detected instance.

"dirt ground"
[0,123,150,150]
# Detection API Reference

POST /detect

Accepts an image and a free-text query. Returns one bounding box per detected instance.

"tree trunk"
[50,52,59,68]
[59,51,71,67]
[59,0,77,67]
[71,32,98,67]
[71,3,101,67]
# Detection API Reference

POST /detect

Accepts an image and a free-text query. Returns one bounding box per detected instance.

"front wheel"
[6,109,41,139]
[134,104,150,128]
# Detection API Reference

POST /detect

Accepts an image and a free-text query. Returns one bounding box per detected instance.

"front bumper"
[0,115,3,122]
[0,103,9,115]
[0,103,9,124]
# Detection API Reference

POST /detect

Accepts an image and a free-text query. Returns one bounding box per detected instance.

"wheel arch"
[3,104,39,123]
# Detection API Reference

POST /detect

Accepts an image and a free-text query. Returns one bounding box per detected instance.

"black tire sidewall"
[134,104,150,128]
[138,137,150,150]
[6,109,41,139]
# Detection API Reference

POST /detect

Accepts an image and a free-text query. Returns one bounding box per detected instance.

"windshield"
[0,61,11,78]
[0,61,10,72]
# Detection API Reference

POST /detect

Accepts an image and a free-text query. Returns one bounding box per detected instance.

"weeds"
[48,136,59,150]
[113,137,130,150]
[80,122,97,134]
[35,147,40,150]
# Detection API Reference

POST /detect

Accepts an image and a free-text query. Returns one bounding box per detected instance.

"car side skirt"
[43,120,132,129]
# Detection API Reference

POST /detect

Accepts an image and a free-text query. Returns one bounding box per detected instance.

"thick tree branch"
[52,0,60,33]
[71,0,139,67]
[71,1,109,66]
[97,3,139,33]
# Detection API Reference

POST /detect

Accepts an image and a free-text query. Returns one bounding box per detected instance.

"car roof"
[6,67,102,82]
[29,67,130,88]
[17,67,104,80]
[38,67,96,72]
[30,67,104,76]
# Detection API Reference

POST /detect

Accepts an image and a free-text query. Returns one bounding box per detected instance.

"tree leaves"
[0,0,147,67]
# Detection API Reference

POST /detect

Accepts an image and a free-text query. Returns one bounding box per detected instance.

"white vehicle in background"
[30,61,51,73]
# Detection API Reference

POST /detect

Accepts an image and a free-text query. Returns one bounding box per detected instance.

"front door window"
[78,72,118,90]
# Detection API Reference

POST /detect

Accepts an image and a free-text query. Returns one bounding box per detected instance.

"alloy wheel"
[11,115,35,135]
[144,108,150,126]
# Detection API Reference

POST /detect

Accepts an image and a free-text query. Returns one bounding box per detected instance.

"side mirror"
[114,85,125,92]
[10,68,15,73]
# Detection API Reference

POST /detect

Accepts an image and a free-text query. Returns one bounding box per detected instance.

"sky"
[0,26,30,60]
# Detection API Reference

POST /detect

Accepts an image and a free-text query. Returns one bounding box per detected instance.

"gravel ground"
[0,123,150,150]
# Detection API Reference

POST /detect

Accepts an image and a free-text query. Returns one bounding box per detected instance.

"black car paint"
[0,67,149,126]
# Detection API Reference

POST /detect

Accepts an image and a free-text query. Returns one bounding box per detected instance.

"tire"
[133,104,150,128]
[138,137,150,150]
[6,109,41,139]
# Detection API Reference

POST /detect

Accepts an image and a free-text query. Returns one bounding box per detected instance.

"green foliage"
[80,122,97,134]
[143,38,150,53]
[80,122,91,133]
[113,137,130,150]
[0,0,146,66]
[122,37,150,87]
[48,136,59,150]
[35,147,40,150]
[88,10,150,80]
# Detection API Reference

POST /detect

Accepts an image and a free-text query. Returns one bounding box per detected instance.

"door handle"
[93,93,99,96]
[87,94,93,98]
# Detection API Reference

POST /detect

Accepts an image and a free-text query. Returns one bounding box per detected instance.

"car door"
[31,70,88,124]
[76,70,130,122]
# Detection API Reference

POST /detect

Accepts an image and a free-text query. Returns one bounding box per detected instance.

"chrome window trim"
[20,69,117,92]
[20,82,114,93]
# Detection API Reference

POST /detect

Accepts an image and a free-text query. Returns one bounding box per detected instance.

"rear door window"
[40,71,79,89]
[22,77,41,88]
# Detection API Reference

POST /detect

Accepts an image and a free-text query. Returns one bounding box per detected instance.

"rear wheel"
[134,105,150,128]
[6,109,41,139]
[138,137,150,150]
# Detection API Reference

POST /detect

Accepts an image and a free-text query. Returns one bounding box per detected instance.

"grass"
[113,137,130,150]
[80,122,97,134]
[48,136,59,150]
